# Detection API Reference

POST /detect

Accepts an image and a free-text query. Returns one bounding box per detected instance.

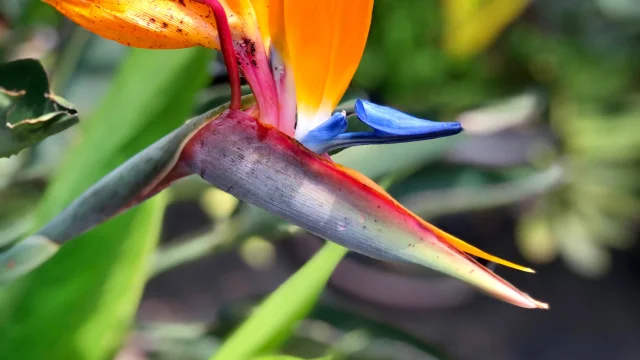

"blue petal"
[300,112,348,153]
[354,99,462,136]
[299,100,463,154]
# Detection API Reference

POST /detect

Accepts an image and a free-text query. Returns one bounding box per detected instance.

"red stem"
[201,0,241,110]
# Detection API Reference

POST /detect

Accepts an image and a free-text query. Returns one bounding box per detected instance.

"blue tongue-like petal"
[354,99,462,136]
[300,100,462,154]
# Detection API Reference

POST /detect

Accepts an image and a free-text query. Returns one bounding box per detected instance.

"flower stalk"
[201,0,241,110]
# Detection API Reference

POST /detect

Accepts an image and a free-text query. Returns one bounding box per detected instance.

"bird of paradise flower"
[2,0,547,309]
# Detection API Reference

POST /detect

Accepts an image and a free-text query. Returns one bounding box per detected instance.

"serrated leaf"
[0,59,79,158]
[0,59,50,122]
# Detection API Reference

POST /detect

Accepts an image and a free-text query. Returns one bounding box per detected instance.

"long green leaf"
[0,193,168,359]
[211,242,349,360]
[0,47,211,360]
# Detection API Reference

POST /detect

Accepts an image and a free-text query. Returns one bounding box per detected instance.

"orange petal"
[421,222,535,273]
[214,0,263,44]
[267,0,286,56]
[44,0,220,49]
[223,0,254,20]
[281,0,374,138]
[250,0,271,48]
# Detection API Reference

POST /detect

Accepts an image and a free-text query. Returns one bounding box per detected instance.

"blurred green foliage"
[212,243,348,360]
[0,47,211,359]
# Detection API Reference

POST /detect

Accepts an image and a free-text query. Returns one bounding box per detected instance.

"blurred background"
[1,0,639,359]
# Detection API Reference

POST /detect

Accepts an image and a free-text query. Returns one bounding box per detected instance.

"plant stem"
[202,0,241,110]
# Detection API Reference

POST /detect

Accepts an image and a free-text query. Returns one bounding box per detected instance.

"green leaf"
[214,302,449,360]
[0,193,168,359]
[0,59,78,158]
[0,59,50,123]
[211,242,349,360]
[0,47,211,360]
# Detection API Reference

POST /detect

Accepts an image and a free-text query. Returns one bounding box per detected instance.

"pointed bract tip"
[535,300,550,310]
[199,0,241,110]
[520,294,549,309]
